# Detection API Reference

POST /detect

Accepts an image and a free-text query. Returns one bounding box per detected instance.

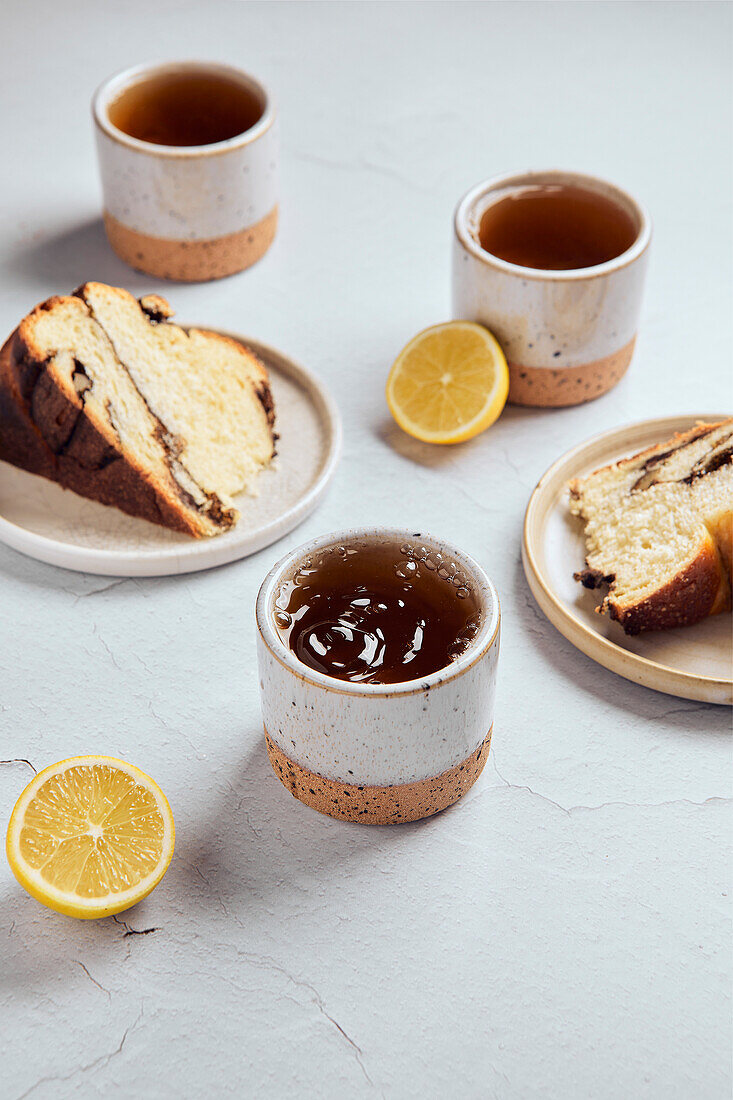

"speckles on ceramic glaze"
[95,120,278,240]
[452,238,648,367]
[451,171,651,407]
[255,529,501,822]
[508,337,636,407]
[103,208,278,281]
[265,728,493,824]
[258,632,499,788]
[93,64,278,279]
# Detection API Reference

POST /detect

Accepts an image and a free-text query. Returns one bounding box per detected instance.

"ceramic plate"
[522,414,732,705]
[0,333,341,576]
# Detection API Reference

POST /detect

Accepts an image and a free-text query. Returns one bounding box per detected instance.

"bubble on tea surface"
[400,543,415,557]
[273,610,291,630]
[395,559,418,580]
[424,552,442,572]
[452,570,467,588]
[294,558,314,585]
[438,564,452,581]
[455,586,470,599]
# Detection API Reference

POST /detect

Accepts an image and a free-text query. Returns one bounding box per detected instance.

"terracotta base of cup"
[102,207,278,282]
[507,336,635,407]
[264,727,492,825]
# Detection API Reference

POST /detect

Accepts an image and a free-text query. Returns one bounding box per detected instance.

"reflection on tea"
[273,541,481,684]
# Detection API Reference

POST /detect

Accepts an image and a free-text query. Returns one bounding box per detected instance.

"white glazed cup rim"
[92,59,276,158]
[454,169,652,282]
[256,527,500,698]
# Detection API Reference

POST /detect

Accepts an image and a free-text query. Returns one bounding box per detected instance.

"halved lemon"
[6,755,174,919]
[386,321,509,444]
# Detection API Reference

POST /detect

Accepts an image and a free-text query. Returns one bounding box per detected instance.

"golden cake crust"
[604,536,728,634]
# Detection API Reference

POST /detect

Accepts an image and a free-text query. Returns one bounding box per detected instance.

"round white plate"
[522,414,732,705]
[0,333,341,576]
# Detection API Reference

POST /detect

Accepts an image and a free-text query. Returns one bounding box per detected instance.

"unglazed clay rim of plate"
[256,526,501,698]
[455,168,652,282]
[92,60,276,158]
[522,414,733,705]
[0,333,342,577]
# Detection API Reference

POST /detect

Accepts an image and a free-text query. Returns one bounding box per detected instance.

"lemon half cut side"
[6,755,175,919]
[386,321,509,444]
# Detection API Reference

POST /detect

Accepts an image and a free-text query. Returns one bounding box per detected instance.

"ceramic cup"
[256,528,501,825]
[452,170,651,407]
[92,61,278,281]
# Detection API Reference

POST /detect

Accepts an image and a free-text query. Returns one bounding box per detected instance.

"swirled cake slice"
[0,283,276,537]
[569,420,732,634]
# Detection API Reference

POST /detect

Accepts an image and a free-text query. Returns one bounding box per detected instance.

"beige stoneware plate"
[522,414,732,705]
[0,333,341,577]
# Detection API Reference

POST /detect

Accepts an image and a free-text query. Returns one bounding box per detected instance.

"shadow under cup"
[255,529,501,825]
[452,170,652,407]
[92,61,279,282]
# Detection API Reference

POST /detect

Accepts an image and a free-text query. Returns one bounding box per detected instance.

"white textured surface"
[1,3,730,1099]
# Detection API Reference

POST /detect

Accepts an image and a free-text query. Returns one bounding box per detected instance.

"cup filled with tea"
[256,528,500,824]
[93,61,278,281]
[452,170,651,406]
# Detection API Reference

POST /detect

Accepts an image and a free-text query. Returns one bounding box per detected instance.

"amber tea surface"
[108,71,264,147]
[273,541,482,685]
[478,184,638,271]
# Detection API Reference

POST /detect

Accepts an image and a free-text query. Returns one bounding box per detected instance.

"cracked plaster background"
[1,2,731,1097]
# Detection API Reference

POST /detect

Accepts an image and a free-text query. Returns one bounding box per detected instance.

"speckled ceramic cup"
[256,528,500,825]
[93,61,278,281]
[453,170,651,407]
